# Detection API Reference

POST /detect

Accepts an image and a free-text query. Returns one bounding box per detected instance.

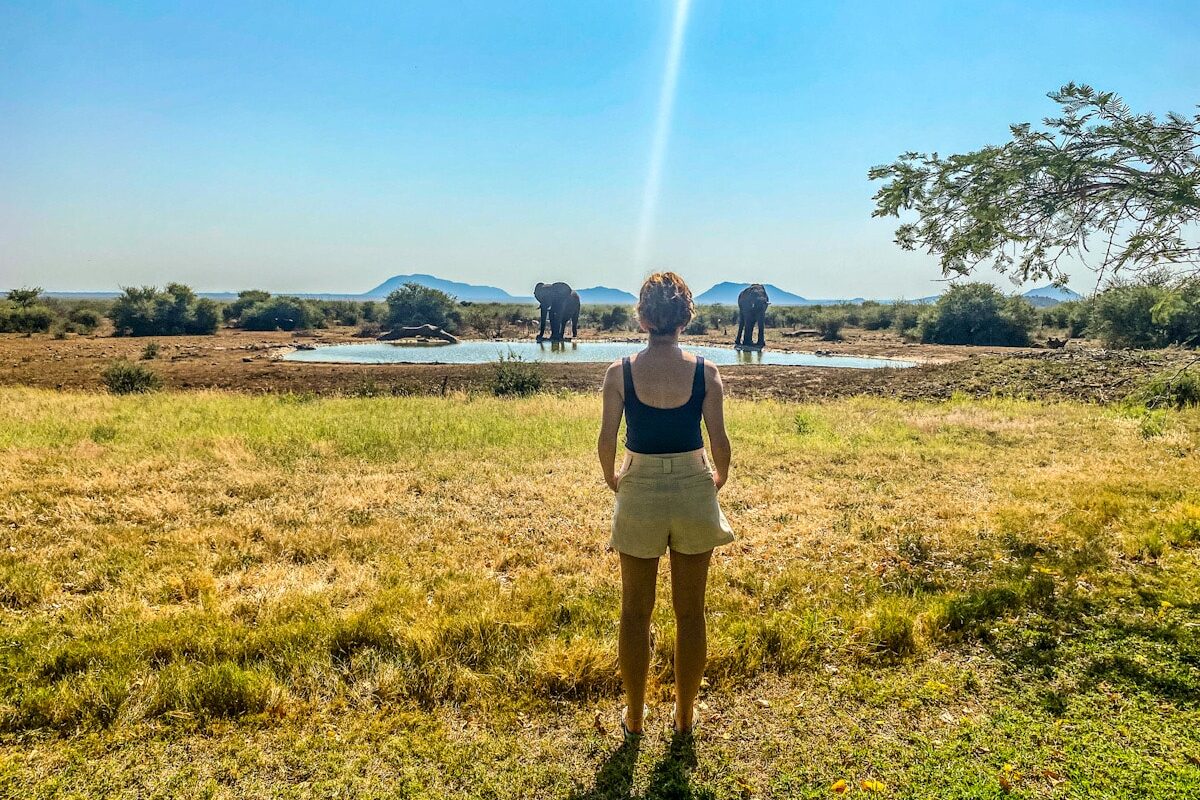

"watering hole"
[282,341,918,369]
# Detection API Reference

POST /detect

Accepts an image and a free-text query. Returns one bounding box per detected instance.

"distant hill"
[1022,284,1083,304]
[362,274,530,303]
[577,286,637,304]
[694,282,812,306]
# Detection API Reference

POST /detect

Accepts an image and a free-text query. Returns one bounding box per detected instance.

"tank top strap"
[622,356,638,404]
[691,356,706,402]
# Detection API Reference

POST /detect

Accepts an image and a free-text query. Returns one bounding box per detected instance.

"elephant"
[534,281,581,341]
[735,284,770,348]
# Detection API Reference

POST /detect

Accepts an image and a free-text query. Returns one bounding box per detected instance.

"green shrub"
[683,318,708,335]
[1133,368,1200,410]
[108,284,219,336]
[101,359,162,394]
[1,304,55,333]
[491,352,543,396]
[917,283,1037,346]
[890,303,922,336]
[1091,276,1200,348]
[816,312,844,341]
[66,307,103,333]
[600,306,631,331]
[1091,283,1173,348]
[240,296,322,331]
[385,283,461,332]
[141,341,160,360]
[222,289,271,323]
[859,303,893,330]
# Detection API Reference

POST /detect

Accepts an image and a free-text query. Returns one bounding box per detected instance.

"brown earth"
[0,327,1190,403]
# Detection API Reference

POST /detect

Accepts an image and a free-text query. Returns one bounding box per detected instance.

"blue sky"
[2,1,1198,298]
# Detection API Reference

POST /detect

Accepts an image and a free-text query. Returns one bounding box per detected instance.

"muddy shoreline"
[0,327,1186,403]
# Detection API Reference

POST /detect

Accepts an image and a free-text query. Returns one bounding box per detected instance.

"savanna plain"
[1,383,1199,799]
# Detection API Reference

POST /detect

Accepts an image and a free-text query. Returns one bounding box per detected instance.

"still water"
[283,341,916,369]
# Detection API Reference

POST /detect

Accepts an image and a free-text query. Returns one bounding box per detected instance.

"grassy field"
[0,387,1198,798]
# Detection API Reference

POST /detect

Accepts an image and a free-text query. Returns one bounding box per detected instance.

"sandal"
[621,704,649,742]
[669,702,700,737]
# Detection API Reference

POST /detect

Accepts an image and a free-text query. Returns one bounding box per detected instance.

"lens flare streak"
[634,0,692,269]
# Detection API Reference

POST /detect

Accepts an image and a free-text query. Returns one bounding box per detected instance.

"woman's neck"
[646,332,680,349]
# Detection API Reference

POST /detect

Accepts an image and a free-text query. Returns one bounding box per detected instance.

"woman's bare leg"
[668,548,712,730]
[619,552,659,732]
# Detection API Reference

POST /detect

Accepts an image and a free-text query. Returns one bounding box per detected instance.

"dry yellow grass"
[0,387,1198,797]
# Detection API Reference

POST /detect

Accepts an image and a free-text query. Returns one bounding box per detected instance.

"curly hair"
[635,272,695,335]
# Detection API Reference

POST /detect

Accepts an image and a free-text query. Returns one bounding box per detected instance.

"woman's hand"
[607,472,620,493]
[712,471,727,491]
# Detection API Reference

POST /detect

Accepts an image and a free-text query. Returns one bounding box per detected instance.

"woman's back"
[622,351,706,455]
[625,349,701,408]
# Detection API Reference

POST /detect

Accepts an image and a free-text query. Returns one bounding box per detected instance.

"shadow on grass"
[569,734,715,800]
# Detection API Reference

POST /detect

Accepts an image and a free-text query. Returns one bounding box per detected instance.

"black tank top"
[622,355,706,454]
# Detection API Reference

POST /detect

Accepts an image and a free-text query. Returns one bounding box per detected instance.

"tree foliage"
[1091,274,1200,348]
[385,283,460,331]
[239,296,322,331]
[917,283,1038,346]
[871,84,1200,283]
[109,284,220,336]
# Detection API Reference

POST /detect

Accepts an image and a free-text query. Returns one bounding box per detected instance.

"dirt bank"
[0,327,1189,403]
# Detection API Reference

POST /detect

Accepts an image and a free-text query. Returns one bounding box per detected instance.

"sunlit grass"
[0,387,1198,796]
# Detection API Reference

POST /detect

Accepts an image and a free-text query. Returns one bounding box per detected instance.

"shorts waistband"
[623,448,708,474]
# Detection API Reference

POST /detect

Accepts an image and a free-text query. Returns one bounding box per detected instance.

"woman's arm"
[597,360,625,492]
[701,361,731,490]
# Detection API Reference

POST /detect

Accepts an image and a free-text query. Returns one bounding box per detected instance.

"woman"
[596,271,735,740]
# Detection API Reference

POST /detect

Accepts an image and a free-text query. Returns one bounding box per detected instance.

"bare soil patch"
[0,327,1188,403]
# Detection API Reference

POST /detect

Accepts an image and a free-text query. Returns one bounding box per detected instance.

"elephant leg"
[757,315,765,347]
[735,318,745,346]
[538,306,549,340]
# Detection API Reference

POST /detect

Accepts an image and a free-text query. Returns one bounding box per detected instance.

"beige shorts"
[608,448,735,559]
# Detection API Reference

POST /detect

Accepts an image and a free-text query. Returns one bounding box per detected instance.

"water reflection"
[284,340,916,369]
[736,349,763,364]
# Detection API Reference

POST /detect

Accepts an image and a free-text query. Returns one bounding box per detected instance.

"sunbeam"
[633,0,693,271]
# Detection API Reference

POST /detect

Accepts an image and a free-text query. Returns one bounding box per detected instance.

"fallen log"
[377,324,459,344]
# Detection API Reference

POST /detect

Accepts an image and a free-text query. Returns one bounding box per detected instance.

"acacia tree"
[870,84,1200,285]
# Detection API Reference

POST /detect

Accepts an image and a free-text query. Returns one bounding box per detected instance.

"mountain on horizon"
[693,281,812,306]
[362,274,528,302]
[1022,284,1083,303]
[577,286,637,304]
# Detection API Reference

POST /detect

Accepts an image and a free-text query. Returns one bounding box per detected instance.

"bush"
[859,302,893,330]
[101,359,162,394]
[66,307,103,333]
[109,284,219,336]
[240,297,322,331]
[6,287,42,306]
[463,306,503,337]
[491,353,543,396]
[5,304,55,334]
[385,283,460,332]
[683,318,708,335]
[1133,368,1200,410]
[816,312,844,341]
[917,283,1037,346]
[221,290,271,323]
[600,306,631,331]
[141,341,160,360]
[890,303,922,336]
[1091,276,1200,349]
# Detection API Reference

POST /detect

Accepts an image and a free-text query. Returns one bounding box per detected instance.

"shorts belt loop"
[663,458,673,474]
